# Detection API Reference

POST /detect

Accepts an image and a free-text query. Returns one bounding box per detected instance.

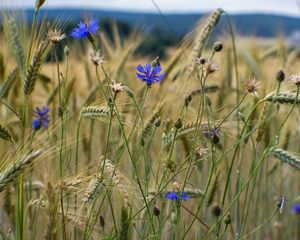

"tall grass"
[0,3,299,240]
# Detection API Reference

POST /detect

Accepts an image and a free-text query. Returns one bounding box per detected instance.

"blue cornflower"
[136,63,166,86]
[70,19,99,39]
[165,191,191,201]
[292,204,300,214]
[32,107,50,131]
[203,126,221,139]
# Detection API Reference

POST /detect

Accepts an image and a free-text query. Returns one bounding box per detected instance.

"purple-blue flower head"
[292,204,300,214]
[136,63,166,86]
[32,107,50,131]
[165,191,191,201]
[71,19,99,39]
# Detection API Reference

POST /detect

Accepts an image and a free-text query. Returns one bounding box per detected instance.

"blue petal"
[136,73,146,81]
[136,64,145,74]
[165,192,180,201]
[153,65,162,75]
[42,119,49,129]
[32,119,41,131]
[88,19,100,34]
[145,64,152,74]
[156,73,166,81]
[293,204,300,214]
[71,22,90,38]
[181,192,191,201]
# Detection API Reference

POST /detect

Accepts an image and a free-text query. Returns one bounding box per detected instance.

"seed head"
[289,74,300,86]
[195,57,206,65]
[110,80,125,94]
[47,29,66,44]
[205,61,220,75]
[273,192,287,214]
[90,50,105,66]
[245,78,260,98]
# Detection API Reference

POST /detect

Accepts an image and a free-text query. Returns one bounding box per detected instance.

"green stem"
[240,208,279,239]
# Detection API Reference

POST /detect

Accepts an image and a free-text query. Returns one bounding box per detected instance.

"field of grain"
[0,3,300,240]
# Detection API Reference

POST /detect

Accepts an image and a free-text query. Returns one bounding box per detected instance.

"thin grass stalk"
[203,86,300,239]
[181,75,218,239]
[99,66,157,234]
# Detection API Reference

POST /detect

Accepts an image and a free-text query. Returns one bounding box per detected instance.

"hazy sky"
[2,0,300,16]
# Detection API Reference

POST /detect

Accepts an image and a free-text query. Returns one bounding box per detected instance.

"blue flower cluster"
[32,107,50,131]
[165,191,191,201]
[71,19,99,39]
[292,204,300,214]
[136,63,166,86]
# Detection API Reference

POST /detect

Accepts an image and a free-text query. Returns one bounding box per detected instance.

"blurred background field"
[0,1,300,240]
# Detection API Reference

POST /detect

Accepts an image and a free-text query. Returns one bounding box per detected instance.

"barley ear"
[7,17,25,73]
[81,106,112,119]
[189,8,223,73]
[264,92,300,105]
[0,150,42,192]
[0,124,13,142]
[273,148,300,170]
[23,42,45,97]
[119,206,130,240]
[0,68,18,99]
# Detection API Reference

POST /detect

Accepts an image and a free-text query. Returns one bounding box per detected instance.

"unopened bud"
[276,70,285,82]
[125,87,134,99]
[64,46,70,56]
[213,42,223,52]
[153,206,160,216]
[58,105,63,117]
[99,215,105,228]
[154,117,161,127]
[211,204,222,217]
[174,118,183,129]
[151,56,160,68]
[224,213,231,225]
[199,57,206,65]
[185,95,192,107]
[35,0,46,10]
